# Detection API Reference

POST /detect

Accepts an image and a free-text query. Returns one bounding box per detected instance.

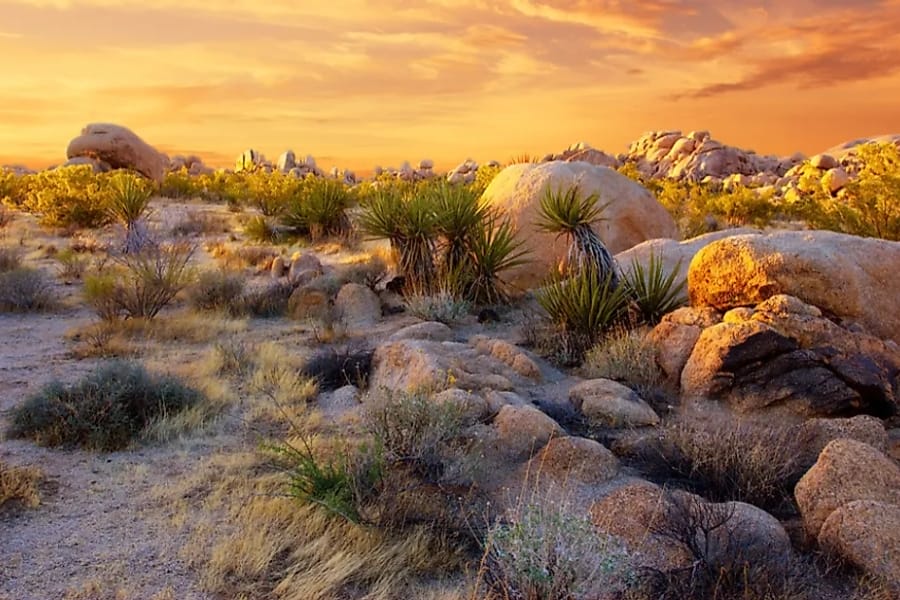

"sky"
[2,0,900,172]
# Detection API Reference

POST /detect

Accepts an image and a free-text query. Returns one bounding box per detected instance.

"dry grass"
[634,417,808,514]
[206,241,279,271]
[246,342,319,429]
[62,582,176,600]
[0,460,41,509]
[157,449,467,600]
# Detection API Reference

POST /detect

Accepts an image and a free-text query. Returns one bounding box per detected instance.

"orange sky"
[2,0,900,172]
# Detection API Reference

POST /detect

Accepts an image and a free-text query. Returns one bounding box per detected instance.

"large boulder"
[687,230,900,343]
[818,500,900,588]
[680,318,895,417]
[616,228,760,286]
[481,161,679,289]
[66,123,168,182]
[795,439,900,537]
[569,379,659,427]
[334,283,381,329]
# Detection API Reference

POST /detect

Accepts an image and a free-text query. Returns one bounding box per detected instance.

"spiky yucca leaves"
[358,187,437,290]
[536,185,618,286]
[282,177,351,241]
[536,266,630,361]
[623,253,687,324]
[108,172,154,253]
[430,181,490,274]
[462,215,529,305]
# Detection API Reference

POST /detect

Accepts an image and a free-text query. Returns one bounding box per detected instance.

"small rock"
[569,379,660,427]
[493,404,564,458]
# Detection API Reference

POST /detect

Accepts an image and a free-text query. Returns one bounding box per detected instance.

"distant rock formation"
[66,123,168,182]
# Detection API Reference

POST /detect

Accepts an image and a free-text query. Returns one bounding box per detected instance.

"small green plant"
[0,267,54,312]
[462,215,529,305]
[8,360,203,450]
[536,267,630,362]
[622,253,686,324]
[107,172,154,252]
[536,185,617,284]
[481,501,633,600]
[430,181,489,274]
[272,433,383,524]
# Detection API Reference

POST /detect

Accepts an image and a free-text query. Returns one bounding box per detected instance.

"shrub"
[626,492,814,600]
[83,273,121,320]
[55,248,90,282]
[0,206,12,228]
[272,431,382,524]
[238,280,295,317]
[170,210,229,237]
[535,267,630,362]
[0,267,54,312]
[159,167,198,199]
[244,170,297,216]
[0,246,21,272]
[404,287,471,324]
[112,242,196,319]
[18,165,112,228]
[462,215,529,305]
[7,360,203,450]
[300,347,374,391]
[205,337,254,377]
[622,252,686,325]
[363,389,466,481]
[357,186,437,290]
[0,460,41,509]
[243,215,281,243]
[481,501,632,600]
[188,269,245,314]
[107,171,154,253]
[583,328,669,406]
[282,177,352,241]
[471,163,502,195]
[789,142,900,240]
[637,419,807,513]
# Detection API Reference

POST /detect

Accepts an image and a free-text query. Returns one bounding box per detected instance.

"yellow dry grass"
[0,460,41,509]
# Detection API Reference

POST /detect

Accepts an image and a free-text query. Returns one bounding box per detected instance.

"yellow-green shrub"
[18,165,113,227]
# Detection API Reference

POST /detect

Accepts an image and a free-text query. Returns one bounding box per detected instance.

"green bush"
[536,267,630,362]
[159,168,198,199]
[789,142,900,240]
[482,501,632,600]
[7,360,203,450]
[282,177,352,241]
[622,252,687,325]
[18,165,113,228]
[0,268,54,312]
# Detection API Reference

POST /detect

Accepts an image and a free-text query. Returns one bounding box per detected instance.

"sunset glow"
[3,0,900,171]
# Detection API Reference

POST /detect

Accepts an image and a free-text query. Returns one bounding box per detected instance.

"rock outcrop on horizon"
[481,161,679,290]
[66,123,169,182]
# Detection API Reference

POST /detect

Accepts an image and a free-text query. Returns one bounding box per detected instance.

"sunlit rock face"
[66,123,168,182]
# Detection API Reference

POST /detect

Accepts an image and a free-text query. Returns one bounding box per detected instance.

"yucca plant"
[536,266,629,361]
[622,252,686,324]
[430,181,489,274]
[462,215,529,305]
[357,187,437,290]
[108,172,154,253]
[536,185,618,286]
[283,177,351,241]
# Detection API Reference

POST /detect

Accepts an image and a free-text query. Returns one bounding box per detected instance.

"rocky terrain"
[0,123,898,599]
